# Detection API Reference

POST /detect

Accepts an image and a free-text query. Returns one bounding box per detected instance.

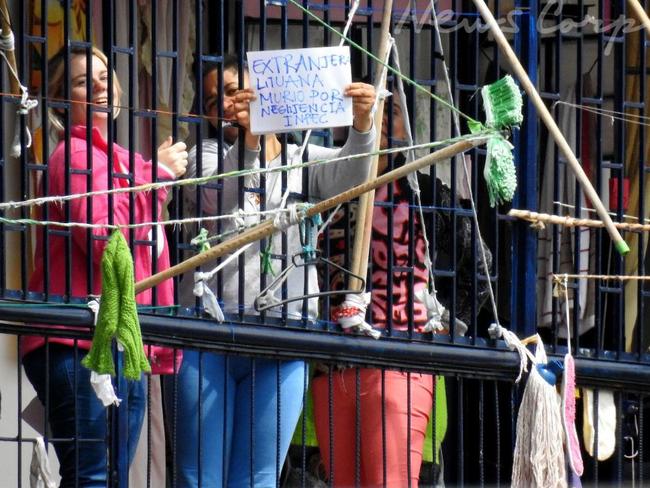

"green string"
[261,241,276,276]
[192,228,211,253]
[286,0,481,127]
[0,132,496,232]
[1,132,493,215]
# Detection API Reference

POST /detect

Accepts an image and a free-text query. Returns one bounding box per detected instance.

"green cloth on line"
[82,231,151,380]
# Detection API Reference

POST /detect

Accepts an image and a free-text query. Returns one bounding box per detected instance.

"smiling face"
[69,54,111,130]
[203,66,249,143]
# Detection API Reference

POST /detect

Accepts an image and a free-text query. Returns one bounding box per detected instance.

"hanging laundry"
[537,75,598,336]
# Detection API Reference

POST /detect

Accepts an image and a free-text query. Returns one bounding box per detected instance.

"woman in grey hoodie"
[170,54,376,487]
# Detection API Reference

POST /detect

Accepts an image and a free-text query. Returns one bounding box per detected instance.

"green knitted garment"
[82,231,151,380]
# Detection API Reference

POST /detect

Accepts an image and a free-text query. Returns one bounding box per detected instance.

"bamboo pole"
[0,0,20,96]
[508,208,650,233]
[348,0,394,290]
[134,137,487,295]
[627,0,650,36]
[471,0,629,255]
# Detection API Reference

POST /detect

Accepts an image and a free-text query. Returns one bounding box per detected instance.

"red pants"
[312,368,434,487]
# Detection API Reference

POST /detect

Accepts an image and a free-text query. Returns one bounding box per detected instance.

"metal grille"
[0,0,648,486]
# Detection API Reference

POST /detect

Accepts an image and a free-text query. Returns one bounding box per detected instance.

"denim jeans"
[165,350,307,487]
[23,344,146,487]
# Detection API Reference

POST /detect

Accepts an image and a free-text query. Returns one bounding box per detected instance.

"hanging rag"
[537,77,597,337]
[582,388,616,461]
[29,437,56,488]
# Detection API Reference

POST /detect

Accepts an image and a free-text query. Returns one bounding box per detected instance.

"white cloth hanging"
[537,80,596,336]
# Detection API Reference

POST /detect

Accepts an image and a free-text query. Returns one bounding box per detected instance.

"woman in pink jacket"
[22,46,187,487]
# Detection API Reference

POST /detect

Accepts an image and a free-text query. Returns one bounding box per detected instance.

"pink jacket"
[25,125,179,374]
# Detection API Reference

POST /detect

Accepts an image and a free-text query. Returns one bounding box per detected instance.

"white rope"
[336,292,381,339]
[193,243,253,322]
[414,288,446,333]
[255,264,293,310]
[487,323,534,383]
[0,207,291,231]
[0,29,14,51]
[553,200,646,224]
[0,29,39,158]
[390,38,447,331]
[553,100,646,128]
[0,40,38,157]
[316,203,342,237]
[0,137,485,211]
[273,203,305,232]
[429,0,500,329]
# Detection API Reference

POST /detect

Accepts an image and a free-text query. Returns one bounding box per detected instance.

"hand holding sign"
[247,46,356,134]
[345,82,376,133]
[230,88,257,130]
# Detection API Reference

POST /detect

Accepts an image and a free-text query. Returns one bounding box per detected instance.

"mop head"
[479,75,523,207]
[82,231,151,380]
[562,353,584,476]
[511,367,567,488]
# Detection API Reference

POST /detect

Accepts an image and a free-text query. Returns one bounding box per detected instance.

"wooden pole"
[0,0,20,96]
[348,0,394,290]
[134,137,486,295]
[471,0,630,255]
[627,0,650,36]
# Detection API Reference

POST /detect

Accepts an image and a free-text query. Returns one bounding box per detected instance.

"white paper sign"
[247,46,353,135]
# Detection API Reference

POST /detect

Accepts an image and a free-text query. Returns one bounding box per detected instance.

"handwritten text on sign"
[247,46,353,134]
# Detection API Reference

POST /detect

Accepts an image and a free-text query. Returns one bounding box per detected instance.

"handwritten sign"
[247,46,353,134]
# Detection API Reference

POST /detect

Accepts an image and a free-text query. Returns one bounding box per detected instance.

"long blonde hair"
[47,46,122,133]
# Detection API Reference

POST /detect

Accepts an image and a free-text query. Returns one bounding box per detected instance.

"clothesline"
[554,101,650,128]
[0,132,492,211]
[509,208,650,233]
[553,201,650,225]
[0,208,286,232]
[553,272,650,282]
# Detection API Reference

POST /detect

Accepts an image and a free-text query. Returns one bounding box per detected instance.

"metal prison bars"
[0,0,647,486]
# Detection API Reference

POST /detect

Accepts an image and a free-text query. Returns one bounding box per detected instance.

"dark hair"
[194,53,247,83]
[193,53,249,118]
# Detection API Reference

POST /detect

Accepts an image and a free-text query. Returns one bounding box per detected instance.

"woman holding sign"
[170,53,376,487]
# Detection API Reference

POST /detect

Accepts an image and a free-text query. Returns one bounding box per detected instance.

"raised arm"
[308,82,377,200]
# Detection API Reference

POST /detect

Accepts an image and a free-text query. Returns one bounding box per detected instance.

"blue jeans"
[23,344,146,487]
[166,351,307,487]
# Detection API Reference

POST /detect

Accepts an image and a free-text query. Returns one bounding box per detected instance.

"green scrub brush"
[482,75,524,129]
[477,75,523,207]
[82,231,151,380]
